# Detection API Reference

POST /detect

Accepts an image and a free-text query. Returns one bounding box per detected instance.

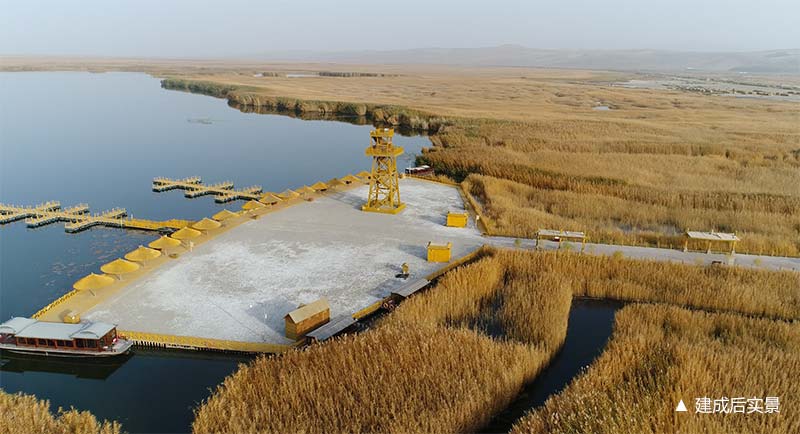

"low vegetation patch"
[0,389,122,434]
[512,304,800,434]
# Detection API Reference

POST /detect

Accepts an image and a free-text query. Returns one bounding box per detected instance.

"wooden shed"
[446,212,468,228]
[427,242,452,262]
[284,298,330,340]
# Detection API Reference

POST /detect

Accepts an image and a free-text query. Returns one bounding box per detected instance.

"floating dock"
[36,178,483,352]
[0,201,190,233]
[153,176,262,202]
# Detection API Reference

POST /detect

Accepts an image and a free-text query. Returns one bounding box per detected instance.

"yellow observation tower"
[362,128,406,214]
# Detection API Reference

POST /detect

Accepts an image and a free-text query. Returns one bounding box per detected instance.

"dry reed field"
[3,59,797,255]
[192,249,797,433]
[511,304,800,434]
[192,250,574,434]
[0,389,122,434]
[160,64,800,256]
[492,248,800,320]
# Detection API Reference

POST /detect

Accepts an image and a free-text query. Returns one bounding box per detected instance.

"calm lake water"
[0,71,429,433]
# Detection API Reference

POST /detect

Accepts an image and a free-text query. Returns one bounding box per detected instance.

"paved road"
[485,236,800,272]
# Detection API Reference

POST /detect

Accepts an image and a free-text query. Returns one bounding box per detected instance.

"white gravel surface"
[85,179,484,344]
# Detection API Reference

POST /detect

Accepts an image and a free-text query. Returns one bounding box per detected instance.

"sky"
[1,0,797,57]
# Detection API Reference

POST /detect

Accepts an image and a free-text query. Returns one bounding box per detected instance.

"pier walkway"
[152,176,262,202]
[0,201,190,233]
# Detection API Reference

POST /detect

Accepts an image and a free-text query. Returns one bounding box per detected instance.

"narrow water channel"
[481,298,624,433]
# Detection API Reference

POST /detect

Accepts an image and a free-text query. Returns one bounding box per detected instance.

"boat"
[0,317,132,357]
[404,165,434,176]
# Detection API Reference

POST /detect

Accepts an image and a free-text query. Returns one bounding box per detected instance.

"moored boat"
[0,317,132,357]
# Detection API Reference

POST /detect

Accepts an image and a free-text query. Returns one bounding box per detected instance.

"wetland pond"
[1,72,620,433]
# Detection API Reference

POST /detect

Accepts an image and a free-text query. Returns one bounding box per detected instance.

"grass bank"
[512,304,800,434]
[0,389,122,434]
[161,78,448,133]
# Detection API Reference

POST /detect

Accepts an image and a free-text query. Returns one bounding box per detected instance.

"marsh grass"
[0,390,122,434]
[192,251,573,434]
[191,249,796,433]
[511,304,800,434]
[164,67,799,256]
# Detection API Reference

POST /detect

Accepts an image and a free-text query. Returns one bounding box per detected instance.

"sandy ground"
[85,179,483,344]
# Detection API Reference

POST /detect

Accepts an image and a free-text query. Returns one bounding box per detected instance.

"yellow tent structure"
[242,200,266,211]
[278,189,300,200]
[341,174,362,184]
[73,273,115,291]
[356,171,372,180]
[259,193,281,205]
[149,235,182,250]
[124,245,162,262]
[192,217,222,231]
[100,258,141,275]
[297,185,316,195]
[212,209,238,221]
[170,226,202,240]
[311,181,329,191]
[326,178,344,187]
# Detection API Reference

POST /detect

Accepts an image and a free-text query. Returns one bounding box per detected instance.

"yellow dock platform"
[152,176,262,202]
[0,201,190,233]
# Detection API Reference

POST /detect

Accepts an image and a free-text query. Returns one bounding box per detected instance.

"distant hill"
[254,45,800,74]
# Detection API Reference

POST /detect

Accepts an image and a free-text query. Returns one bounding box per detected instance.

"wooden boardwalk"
[0,201,190,233]
[152,176,262,202]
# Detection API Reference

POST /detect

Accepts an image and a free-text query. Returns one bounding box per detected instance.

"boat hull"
[0,340,133,358]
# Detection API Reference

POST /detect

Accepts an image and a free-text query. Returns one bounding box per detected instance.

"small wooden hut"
[284,298,330,340]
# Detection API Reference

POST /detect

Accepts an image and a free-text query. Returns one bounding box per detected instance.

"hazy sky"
[2,0,797,57]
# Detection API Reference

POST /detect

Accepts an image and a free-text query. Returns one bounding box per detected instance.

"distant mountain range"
[253,45,800,73]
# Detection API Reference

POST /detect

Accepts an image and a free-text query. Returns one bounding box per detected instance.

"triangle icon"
[675,399,688,412]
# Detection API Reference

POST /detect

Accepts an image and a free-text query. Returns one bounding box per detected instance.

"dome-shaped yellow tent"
[297,185,316,195]
[242,200,266,211]
[341,174,362,184]
[125,245,162,262]
[170,227,202,240]
[149,235,182,250]
[100,258,141,275]
[213,209,238,221]
[73,273,115,291]
[357,171,372,180]
[327,178,344,187]
[259,193,281,205]
[192,217,222,231]
[311,181,329,191]
[278,189,300,200]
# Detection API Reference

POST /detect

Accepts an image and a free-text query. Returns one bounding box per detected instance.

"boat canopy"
[71,322,115,340]
[5,318,116,341]
[0,317,38,335]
